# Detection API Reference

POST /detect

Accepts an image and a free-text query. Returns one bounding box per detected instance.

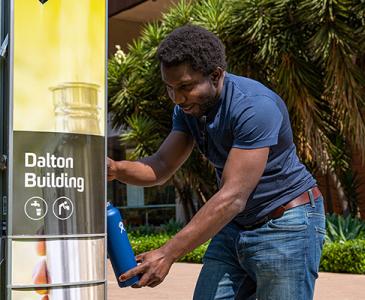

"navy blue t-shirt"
[172,72,316,226]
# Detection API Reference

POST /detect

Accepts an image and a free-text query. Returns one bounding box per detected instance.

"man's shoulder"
[224,73,281,106]
[225,73,268,93]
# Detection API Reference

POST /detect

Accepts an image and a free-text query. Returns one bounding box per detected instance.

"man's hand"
[107,157,118,181]
[119,247,175,288]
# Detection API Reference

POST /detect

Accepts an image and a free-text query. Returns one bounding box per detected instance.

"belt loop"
[308,189,315,207]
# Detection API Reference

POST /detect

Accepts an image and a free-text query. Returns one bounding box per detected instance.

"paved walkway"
[107,261,365,300]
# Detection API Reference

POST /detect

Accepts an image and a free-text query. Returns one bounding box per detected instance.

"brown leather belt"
[241,186,322,230]
[269,186,322,219]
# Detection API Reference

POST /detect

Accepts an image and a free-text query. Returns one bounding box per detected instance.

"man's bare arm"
[108,131,194,186]
[119,147,269,287]
[161,147,269,259]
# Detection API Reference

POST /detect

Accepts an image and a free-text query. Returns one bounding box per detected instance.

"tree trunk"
[173,176,196,224]
[329,170,350,216]
[325,172,334,214]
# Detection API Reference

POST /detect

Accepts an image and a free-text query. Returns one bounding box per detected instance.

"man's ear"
[210,67,224,87]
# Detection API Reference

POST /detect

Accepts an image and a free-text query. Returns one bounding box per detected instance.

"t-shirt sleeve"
[232,97,283,149]
[172,105,190,134]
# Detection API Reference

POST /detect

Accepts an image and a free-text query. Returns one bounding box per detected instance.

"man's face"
[161,63,221,118]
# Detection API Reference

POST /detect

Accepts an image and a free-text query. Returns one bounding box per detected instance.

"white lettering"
[24,172,84,193]
[24,153,74,169]
[56,157,65,168]
[24,173,36,187]
[65,157,73,169]
[47,153,56,168]
[25,153,36,167]
[77,177,84,192]
[38,156,46,168]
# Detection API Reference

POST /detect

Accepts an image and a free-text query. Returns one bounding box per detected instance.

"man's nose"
[170,89,186,105]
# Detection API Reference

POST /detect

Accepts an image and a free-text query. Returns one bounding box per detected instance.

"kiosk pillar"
[1,1,107,299]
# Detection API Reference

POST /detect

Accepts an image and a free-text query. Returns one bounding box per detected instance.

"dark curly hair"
[157,25,227,76]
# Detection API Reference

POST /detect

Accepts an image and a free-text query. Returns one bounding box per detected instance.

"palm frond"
[121,115,163,159]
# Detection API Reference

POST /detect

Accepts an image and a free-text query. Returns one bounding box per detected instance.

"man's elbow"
[219,191,247,214]
[156,176,171,186]
[231,196,246,213]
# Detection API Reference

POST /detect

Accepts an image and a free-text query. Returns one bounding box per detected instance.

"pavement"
[107,261,365,300]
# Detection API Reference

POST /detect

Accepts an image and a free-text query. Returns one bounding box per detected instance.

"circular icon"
[24,197,48,220]
[52,197,74,220]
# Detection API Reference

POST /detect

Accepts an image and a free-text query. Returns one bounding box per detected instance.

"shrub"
[179,242,209,263]
[129,233,208,264]
[129,232,365,273]
[130,234,170,254]
[320,239,365,274]
[325,213,365,243]
[160,219,184,235]
[127,220,183,237]
[128,225,160,237]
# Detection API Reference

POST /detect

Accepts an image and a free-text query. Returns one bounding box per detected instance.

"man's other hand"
[119,247,175,288]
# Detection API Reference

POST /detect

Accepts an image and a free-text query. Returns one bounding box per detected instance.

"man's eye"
[181,84,193,91]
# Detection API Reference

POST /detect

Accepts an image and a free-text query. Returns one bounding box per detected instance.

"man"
[107,25,326,300]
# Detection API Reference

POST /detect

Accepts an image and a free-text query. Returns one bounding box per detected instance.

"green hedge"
[130,234,170,255]
[130,234,365,273]
[130,234,208,263]
[320,239,365,274]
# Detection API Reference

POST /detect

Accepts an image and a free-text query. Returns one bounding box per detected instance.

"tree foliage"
[108,0,365,219]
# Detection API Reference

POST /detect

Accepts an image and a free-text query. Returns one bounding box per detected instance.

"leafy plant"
[128,231,365,271]
[129,232,209,263]
[325,213,365,243]
[128,224,161,237]
[121,115,163,160]
[160,219,184,235]
[108,0,365,219]
[320,239,365,274]
[128,219,183,237]
[130,234,170,253]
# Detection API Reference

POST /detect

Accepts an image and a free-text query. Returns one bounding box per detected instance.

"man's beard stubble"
[198,95,220,117]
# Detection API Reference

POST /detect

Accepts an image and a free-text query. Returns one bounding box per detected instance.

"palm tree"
[224,0,365,216]
[108,0,365,220]
[108,5,218,222]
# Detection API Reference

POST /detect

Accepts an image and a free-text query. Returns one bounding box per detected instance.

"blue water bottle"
[107,202,139,287]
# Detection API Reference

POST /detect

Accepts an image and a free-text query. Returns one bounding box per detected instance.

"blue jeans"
[193,196,326,300]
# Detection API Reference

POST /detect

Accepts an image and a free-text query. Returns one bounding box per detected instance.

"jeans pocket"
[267,207,308,231]
[315,226,326,235]
[268,221,307,231]
[307,210,326,237]
[306,203,326,277]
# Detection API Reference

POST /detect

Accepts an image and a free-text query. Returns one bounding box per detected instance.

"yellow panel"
[13,0,106,136]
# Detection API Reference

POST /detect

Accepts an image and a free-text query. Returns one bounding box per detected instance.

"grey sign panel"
[12,132,105,235]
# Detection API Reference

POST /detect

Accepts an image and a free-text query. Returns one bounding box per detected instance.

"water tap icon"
[58,201,70,216]
[30,200,42,216]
